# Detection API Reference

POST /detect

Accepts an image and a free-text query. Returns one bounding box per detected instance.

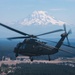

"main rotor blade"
[49,44,75,55]
[7,36,30,40]
[0,23,29,36]
[59,48,74,55]
[38,38,75,49]
[48,40,75,49]
[40,43,75,55]
[48,44,75,55]
[36,29,63,36]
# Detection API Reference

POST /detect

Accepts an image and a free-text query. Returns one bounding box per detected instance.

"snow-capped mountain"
[20,11,65,26]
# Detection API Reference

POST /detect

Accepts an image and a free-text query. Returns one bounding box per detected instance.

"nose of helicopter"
[14,47,19,57]
[14,47,17,53]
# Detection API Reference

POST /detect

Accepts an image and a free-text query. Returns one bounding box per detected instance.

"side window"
[22,44,26,49]
[19,43,26,50]
[19,45,23,49]
[16,43,22,48]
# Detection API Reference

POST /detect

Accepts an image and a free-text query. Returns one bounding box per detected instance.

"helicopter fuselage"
[14,39,58,57]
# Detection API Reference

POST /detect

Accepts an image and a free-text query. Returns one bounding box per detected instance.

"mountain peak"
[21,11,65,26]
[32,11,47,16]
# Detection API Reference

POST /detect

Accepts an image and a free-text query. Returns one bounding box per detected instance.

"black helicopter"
[0,23,74,61]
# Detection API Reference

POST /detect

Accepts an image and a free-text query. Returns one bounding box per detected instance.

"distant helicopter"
[0,23,75,61]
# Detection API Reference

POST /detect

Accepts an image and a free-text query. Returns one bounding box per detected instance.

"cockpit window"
[22,44,26,49]
[16,43,22,48]
[19,43,26,49]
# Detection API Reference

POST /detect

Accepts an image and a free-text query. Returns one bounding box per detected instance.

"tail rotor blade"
[63,24,67,33]
[66,29,72,45]
[66,37,70,45]
[63,24,72,46]
[68,29,72,35]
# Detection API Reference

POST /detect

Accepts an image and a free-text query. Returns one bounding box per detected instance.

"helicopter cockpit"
[15,39,38,50]
[23,38,37,44]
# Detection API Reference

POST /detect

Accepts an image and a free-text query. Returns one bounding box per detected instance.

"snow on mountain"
[21,11,65,26]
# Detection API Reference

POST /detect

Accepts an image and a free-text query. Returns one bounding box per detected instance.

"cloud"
[66,0,75,1]
[49,8,66,11]
[61,0,75,2]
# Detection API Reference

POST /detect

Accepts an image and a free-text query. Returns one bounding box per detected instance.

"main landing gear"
[48,55,51,61]
[30,56,33,61]
[15,53,18,57]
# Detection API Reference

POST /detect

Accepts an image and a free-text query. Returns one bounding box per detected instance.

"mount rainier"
[20,11,65,26]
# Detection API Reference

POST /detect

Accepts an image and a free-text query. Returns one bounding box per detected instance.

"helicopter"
[0,23,75,61]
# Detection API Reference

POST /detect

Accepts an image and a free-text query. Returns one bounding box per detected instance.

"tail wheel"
[15,53,18,57]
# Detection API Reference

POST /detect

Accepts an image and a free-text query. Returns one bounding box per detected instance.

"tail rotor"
[63,24,72,46]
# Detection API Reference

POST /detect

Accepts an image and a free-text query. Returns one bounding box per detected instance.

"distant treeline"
[0,63,75,75]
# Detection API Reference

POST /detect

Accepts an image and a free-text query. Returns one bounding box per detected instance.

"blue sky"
[0,0,75,38]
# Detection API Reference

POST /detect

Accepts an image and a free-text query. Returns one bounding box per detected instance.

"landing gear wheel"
[48,55,51,61]
[15,53,18,57]
[30,57,33,61]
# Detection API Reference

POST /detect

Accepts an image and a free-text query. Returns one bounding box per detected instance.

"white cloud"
[49,8,66,11]
[66,0,75,1]
[61,0,75,2]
